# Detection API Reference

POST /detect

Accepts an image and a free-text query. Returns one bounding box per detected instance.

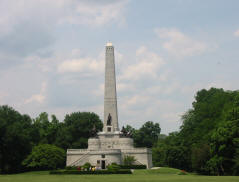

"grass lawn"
[0,167,238,182]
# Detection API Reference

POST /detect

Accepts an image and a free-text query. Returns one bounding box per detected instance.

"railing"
[69,151,91,166]
[134,160,144,165]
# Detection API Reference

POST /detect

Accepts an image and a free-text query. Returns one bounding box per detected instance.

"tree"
[23,144,65,170]
[60,112,103,149]
[134,121,161,148]
[208,102,239,175]
[152,88,239,174]
[32,112,60,145]
[191,144,210,173]
[0,105,33,173]
[153,132,191,170]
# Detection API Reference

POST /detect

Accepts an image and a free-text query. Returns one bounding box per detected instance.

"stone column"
[103,42,119,132]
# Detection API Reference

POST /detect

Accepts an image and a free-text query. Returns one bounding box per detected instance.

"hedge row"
[50,169,132,175]
[119,165,146,169]
[65,165,146,170]
[65,166,78,170]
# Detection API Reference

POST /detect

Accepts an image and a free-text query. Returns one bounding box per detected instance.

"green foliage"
[128,121,161,148]
[82,162,91,171]
[2,87,239,176]
[22,144,65,170]
[152,88,239,175]
[207,94,239,175]
[0,106,102,174]
[32,112,60,145]
[107,163,120,171]
[232,149,239,175]
[191,144,210,173]
[60,112,103,149]
[177,170,188,175]
[119,165,146,169]
[65,166,78,170]
[49,169,132,174]
[153,132,191,170]
[123,155,136,165]
[0,105,33,173]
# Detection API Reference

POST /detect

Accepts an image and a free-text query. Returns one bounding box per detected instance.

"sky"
[0,0,239,134]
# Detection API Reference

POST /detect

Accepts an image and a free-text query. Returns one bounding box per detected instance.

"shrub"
[65,166,78,170]
[49,169,132,175]
[22,144,65,170]
[119,165,146,169]
[82,162,91,171]
[177,170,188,175]
[107,163,121,171]
[123,155,136,165]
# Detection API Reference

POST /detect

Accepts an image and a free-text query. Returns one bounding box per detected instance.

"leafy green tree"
[0,105,33,173]
[134,121,161,148]
[232,149,239,175]
[208,95,239,175]
[152,141,167,167]
[191,144,210,173]
[152,88,239,174]
[32,112,60,145]
[23,144,65,170]
[124,125,136,136]
[61,112,103,149]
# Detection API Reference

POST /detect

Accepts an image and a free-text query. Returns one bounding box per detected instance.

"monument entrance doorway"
[101,160,106,169]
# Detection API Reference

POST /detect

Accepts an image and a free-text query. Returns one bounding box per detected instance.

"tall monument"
[66,43,152,169]
[104,42,119,133]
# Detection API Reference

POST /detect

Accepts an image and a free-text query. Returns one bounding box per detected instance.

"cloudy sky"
[0,0,239,134]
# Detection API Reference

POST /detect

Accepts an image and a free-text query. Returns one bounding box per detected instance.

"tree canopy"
[152,88,239,175]
[0,107,102,173]
[23,144,65,170]
[0,106,33,173]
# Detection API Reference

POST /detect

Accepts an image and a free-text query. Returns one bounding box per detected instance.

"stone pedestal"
[66,131,152,168]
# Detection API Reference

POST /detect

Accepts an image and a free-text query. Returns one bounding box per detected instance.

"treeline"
[124,88,239,175]
[0,87,238,175]
[0,108,102,173]
[150,88,239,175]
[0,105,161,174]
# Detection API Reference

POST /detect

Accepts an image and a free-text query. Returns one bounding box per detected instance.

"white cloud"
[154,28,208,57]
[25,82,47,104]
[59,0,129,26]
[119,46,164,81]
[126,94,151,107]
[57,58,104,74]
[0,0,128,32]
[0,0,129,59]
[234,29,239,37]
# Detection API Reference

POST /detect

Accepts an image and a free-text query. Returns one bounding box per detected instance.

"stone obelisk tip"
[106,42,113,46]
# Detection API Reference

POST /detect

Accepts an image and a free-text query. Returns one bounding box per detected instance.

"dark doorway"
[101,160,105,169]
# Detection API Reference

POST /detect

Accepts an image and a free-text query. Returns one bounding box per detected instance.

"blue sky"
[0,0,238,134]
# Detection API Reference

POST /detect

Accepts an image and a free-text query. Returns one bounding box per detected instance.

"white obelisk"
[103,42,119,133]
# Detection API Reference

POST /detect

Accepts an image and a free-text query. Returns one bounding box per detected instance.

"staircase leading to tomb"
[69,151,91,166]
[134,160,144,165]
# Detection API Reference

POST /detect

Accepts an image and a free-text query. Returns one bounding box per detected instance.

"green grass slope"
[133,167,181,175]
[0,168,238,182]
